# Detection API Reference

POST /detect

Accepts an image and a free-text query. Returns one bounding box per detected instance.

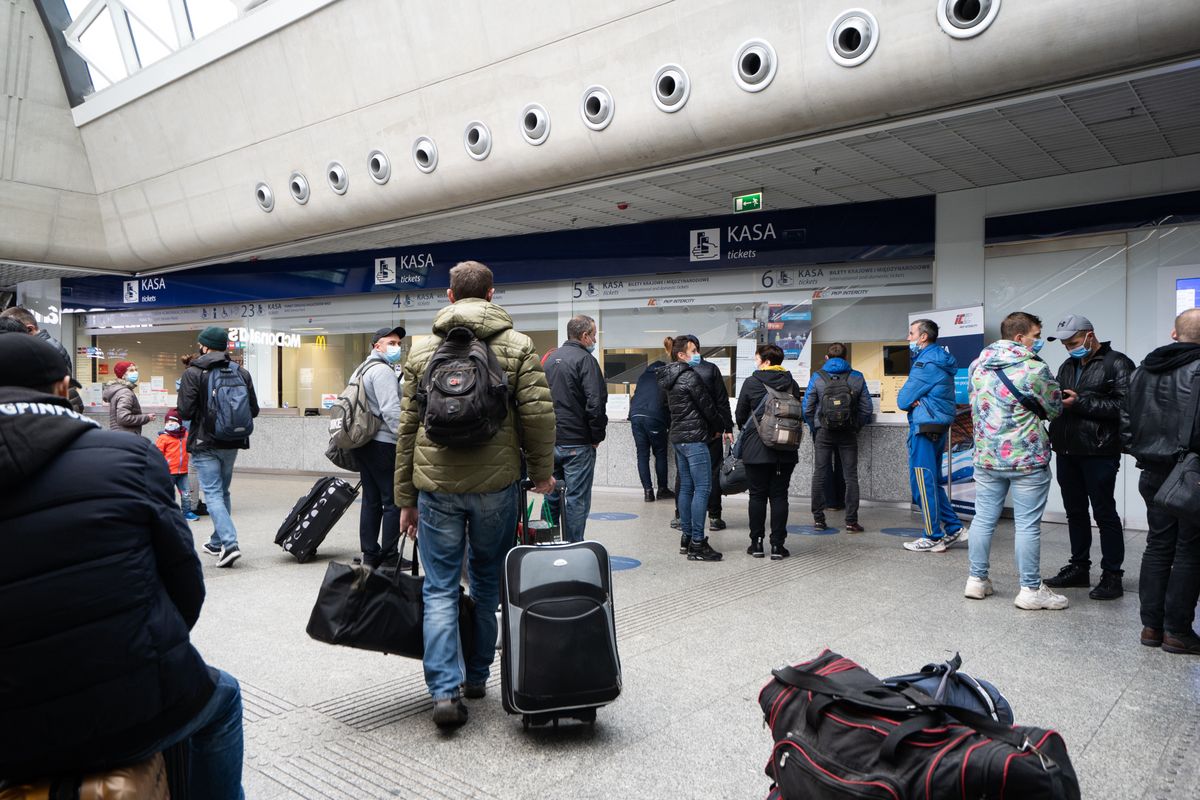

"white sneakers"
[1014,583,1069,611]
[963,578,1068,609]
[903,529,968,553]
[964,576,993,599]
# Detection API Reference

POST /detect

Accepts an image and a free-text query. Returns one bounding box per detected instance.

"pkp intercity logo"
[122,280,139,303]
[689,228,720,262]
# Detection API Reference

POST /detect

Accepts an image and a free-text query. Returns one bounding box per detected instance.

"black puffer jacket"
[0,388,213,781]
[545,340,608,446]
[735,370,803,465]
[1120,342,1200,468]
[693,358,734,433]
[659,361,722,443]
[1049,343,1135,456]
[176,350,259,452]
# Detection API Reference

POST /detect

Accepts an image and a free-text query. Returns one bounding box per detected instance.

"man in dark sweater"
[1121,309,1200,656]
[0,334,244,795]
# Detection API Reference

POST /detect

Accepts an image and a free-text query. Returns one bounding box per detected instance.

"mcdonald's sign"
[314,335,327,350]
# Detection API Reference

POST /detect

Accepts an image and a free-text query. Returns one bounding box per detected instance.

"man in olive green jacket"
[395,260,555,728]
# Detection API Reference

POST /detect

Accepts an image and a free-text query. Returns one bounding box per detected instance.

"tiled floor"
[189,475,1200,799]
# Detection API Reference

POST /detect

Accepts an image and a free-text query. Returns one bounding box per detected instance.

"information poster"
[767,302,814,388]
[735,319,761,396]
[908,305,985,515]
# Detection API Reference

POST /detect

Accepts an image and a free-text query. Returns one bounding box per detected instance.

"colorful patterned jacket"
[968,341,1063,473]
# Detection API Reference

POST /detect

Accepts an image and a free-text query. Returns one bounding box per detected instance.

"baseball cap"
[1047,314,1094,342]
[372,326,406,344]
[0,334,73,389]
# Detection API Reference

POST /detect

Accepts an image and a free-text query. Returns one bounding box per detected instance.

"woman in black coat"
[735,343,803,559]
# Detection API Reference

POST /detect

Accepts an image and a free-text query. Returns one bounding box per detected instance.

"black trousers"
[358,439,401,566]
[811,427,860,523]
[1138,468,1200,636]
[824,449,847,508]
[1056,453,1124,574]
[631,416,669,492]
[675,437,724,517]
[746,462,796,546]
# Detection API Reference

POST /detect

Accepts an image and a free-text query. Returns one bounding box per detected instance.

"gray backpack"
[754,384,805,450]
[328,361,391,450]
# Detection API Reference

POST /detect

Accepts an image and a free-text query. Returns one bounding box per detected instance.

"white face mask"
[165,421,181,432]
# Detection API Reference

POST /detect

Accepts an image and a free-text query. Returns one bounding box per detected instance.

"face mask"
[384,344,403,363]
[1067,333,1091,359]
[908,341,921,354]
[585,342,596,354]
[688,353,702,366]
[125,372,139,384]
[1029,339,1045,354]
[165,422,181,432]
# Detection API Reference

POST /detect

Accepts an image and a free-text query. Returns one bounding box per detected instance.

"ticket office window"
[85,330,210,406]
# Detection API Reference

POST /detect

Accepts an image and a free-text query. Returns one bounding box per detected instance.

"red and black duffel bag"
[759,650,1080,800]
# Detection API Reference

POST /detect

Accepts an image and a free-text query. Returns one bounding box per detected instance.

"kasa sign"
[688,223,777,263]
[122,277,168,304]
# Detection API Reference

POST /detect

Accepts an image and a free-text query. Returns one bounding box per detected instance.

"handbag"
[719,438,748,495]
[1153,372,1200,517]
[306,541,476,660]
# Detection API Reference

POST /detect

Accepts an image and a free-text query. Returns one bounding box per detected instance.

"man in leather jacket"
[1044,315,1136,600]
[1120,309,1200,656]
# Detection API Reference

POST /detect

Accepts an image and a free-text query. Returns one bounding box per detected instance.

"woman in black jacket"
[736,344,803,559]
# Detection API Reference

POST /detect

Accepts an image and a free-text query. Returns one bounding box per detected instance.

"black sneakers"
[1043,563,1089,588]
[216,546,241,568]
[747,537,764,558]
[812,519,828,532]
[770,543,790,561]
[644,489,656,502]
[1089,571,1124,600]
[202,542,221,557]
[657,488,675,500]
[432,696,469,728]
[708,516,727,531]
[687,537,723,561]
[670,516,681,530]
[462,683,487,699]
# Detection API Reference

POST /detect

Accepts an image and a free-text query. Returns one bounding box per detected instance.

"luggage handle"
[388,537,420,586]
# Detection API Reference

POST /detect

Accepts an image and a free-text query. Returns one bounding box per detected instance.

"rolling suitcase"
[500,537,621,728]
[275,476,360,563]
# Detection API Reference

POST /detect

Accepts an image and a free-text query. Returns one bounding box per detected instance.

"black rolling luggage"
[275,476,360,563]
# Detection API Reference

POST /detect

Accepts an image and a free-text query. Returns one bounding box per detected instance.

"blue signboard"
[61,196,934,310]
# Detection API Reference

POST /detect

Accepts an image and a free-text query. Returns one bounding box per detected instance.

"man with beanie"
[356,325,406,568]
[178,326,259,568]
[1121,308,1200,656]
[0,334,245,796]
[104,360,154,436]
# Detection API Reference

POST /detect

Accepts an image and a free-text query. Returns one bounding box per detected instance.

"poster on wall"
[767,302,814,388]
[1176,277,1200,313]
[735,318,760,396]
[908,305,985,516]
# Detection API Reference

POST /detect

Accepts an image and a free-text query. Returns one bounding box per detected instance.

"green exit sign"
[734,191,762,213]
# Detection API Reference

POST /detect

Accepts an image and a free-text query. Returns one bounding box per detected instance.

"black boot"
[747,537,764,558]
[644,489,656,502]
[1043,563,1089,588]
[1089,571,1123,600]
[770,542,791,561]
[687,537,723,562]
[709,515,727,531]
[657,487,675,500]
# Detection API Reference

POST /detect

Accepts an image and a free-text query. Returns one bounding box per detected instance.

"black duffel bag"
[306,542,476,660]
[758,650,1080,800]
[719,439,748,495]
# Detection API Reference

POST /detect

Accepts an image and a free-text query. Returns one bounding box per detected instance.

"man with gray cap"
[178,326,260,568]
[355,325,406,568]
[1045,313,1135,600]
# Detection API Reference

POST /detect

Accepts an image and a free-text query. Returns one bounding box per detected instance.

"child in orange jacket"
[155,408,197,520]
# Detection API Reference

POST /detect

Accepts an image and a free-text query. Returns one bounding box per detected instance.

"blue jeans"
[674,442,712,543]
[631,417,669,492]
[171,474,193,514]
[907,428,962,539]
[193,449,239,549]
[546,444,597,543]
[130,668,244,800]
[417,483,518,700]
[968,466,1052,589]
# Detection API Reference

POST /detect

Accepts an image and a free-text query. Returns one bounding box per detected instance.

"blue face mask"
[125,372,139,384]
[1067,333,1091,359]
[585,342,596,354]
[908,341,921,355]
[383,344,403,364]
[165,422,181,432]
[1031,339,1045,354]
[688,353,702,367]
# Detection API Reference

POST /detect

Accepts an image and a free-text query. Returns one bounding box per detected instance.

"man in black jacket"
[1045,314,1136,600]
[544,315,608,542]
[671,334,734,531]
[177,326,259,568]
[660,336,725,561]
[0,334,244,796]
[1121,308,1200,656]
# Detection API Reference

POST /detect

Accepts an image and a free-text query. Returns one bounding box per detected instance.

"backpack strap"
[992,366,1048,421]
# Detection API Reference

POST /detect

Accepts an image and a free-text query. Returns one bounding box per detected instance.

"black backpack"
[418,326,509,447]
[817,370,857,431]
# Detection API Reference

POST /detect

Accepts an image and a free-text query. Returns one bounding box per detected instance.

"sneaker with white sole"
[902,536,942,553]
[216,546,241,568]
[1014,583,1069,610]
[964,576,994,599]
[202,542,222,557]
[931,528,968,553]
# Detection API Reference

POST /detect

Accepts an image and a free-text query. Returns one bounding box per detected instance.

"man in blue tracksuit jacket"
[898,318,965,552]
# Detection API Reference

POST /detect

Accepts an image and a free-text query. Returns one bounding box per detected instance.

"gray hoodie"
[358,352,401,444]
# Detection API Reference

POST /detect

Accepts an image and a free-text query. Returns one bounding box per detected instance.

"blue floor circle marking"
[880,527,927,537]
[589,512,639,521]
[787,524,838,536]
[610,556,642,571]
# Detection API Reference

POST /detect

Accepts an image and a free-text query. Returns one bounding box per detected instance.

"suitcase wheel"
[522,715,531,731]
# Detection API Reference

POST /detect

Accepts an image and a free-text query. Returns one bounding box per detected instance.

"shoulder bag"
[1152,371,1200,517]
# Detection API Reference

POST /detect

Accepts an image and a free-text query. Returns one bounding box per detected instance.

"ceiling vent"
[581,85,615,131]
[938,0,1001,38]
[464,121,492,160]
[326,161,348,195]
[828,10,880,67]
[521,104,551,145]
[288,171,310,205]
[733,39,777,92]
[367,149,391,184]
[653,64,691,112]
